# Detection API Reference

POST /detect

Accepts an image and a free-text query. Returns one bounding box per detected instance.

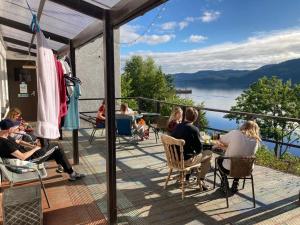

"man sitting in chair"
[171,107,212,190]
[0,121,85,181]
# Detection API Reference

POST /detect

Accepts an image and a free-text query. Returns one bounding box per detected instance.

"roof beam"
[7,46,36,57]
[111,0,168,28]
[48,0,104,20]
[3,36,36,49]
[0,17,70,44]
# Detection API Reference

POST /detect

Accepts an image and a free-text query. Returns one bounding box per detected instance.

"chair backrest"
[229,156,255,178]
[161,134,185,170]
[116,115,133,136]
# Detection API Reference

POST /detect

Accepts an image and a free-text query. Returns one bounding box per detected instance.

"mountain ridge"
[171,58,300,88]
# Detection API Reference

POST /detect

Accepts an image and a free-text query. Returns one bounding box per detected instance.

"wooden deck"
[68,128,300,225]
[0,162,107,225]
[1,128,299,225]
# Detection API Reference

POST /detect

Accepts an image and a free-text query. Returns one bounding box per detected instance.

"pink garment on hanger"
[34,31,60,139]
[55,59,68,127]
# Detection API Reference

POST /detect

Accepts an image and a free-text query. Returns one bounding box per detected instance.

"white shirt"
[220,130,258,170]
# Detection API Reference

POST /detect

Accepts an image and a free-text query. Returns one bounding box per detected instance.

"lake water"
[177,86,300,157]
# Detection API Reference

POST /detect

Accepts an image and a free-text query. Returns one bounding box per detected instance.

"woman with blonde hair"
[215,120,261,193]
[6,107,22,122]
[167,106,183,133]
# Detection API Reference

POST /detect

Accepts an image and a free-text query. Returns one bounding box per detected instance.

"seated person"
[214,120,261,193]
[96,100,105,128]
[0,125,85,181]
[119,103,148,140]
[171,107,212,190]
[2,108,35,142]
[167,106,183,133]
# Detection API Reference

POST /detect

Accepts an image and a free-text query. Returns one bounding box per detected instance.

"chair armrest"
[0,161,41,175]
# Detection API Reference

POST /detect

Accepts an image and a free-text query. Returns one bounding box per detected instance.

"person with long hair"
[167,107,183,133]
[216,120,261,193]
[6,107,22,122]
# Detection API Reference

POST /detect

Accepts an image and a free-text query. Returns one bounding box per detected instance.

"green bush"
[256,145,300,176]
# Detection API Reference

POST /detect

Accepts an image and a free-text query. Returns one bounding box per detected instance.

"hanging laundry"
[60,58,74,100]
[63,81,81,130]
[55,58,67,127]
[34,31,60,139]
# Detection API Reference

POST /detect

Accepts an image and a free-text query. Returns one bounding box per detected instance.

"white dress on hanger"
[34,31,60,139]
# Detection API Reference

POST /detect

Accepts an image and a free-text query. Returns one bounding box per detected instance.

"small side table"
[3,184,42,225]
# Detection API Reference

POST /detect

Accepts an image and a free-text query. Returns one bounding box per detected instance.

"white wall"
[76,29,121,114]
[0,36,8,119]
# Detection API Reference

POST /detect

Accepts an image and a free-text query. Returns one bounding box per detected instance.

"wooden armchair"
[161,134,203,199]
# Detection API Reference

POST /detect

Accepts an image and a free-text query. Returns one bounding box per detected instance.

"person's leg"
[198,150,212,179]
[184,151,212,189]
[231,178,240,193]
[46,145,85,181]
[46,146,73,174]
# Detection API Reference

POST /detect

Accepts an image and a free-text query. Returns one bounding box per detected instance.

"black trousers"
[217,158,239,183]
[29,143,73,174]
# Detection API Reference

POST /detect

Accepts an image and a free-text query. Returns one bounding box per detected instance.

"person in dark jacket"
[172,107,212,190]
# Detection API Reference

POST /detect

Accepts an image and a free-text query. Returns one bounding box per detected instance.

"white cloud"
[161,22,177,30]
[141,34,176,45]
[185,17,195,22]
[184,35,208,43]
[121,28,300,74]
[120,24,175,45]
[201,10,221,23]
[179,21,189,30]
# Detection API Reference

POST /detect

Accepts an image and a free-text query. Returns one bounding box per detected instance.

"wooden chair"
[161,134,203,199]
[0,158,50,208]
[213,156,256,208]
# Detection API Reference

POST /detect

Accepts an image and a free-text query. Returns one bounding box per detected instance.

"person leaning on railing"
[171,107,212,190]
[214,120,261,193]
[0,123,85,181]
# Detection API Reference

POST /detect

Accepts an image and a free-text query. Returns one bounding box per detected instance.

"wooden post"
[70,40,79,165]
[103,10,117,225]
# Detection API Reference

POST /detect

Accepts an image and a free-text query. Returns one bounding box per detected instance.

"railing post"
[156,101,160,114]
[194,108,200,129]
[137,97,142,112]
[182,106,186,122]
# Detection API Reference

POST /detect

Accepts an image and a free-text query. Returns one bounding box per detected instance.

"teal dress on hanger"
[64,82,81,130]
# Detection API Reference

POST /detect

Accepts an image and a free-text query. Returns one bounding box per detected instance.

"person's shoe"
[231,181,239,194]
[189,175,198,184]
[56,165,64,173]
[200,180,211,191]
[68,172,86,181]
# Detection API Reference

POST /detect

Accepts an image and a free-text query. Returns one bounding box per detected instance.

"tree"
[121,55,208,130]
[121,56,175,112]
[226,76,300,158]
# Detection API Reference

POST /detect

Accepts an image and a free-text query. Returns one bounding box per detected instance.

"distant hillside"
[172,58,300,89]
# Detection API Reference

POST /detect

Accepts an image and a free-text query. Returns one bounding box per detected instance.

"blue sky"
[120,0,300,74]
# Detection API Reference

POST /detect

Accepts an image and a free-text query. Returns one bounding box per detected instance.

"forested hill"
[171,58,300,88]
